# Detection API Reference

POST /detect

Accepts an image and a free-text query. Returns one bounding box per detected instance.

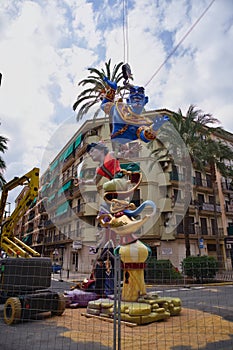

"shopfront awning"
[74,133,82,149]
[48,193,56,203]
[58,180,72,196]
[55,201,70,216]
[50,159,59,171]
[22,234,32,245]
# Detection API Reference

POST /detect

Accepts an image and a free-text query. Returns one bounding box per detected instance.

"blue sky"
[0,0,233,204]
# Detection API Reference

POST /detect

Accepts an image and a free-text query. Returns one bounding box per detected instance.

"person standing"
[94,258,106,297]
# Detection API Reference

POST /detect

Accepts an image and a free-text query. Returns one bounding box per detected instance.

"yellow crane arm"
[0,167,41,258]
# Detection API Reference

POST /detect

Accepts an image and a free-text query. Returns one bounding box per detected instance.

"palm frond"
[73,94,100,111]
[0,174,6,189]
[76,99,100,121]
[0,136,8,153]
[104,59,111,79]
[87,67,105,79]
[111,62,124,81]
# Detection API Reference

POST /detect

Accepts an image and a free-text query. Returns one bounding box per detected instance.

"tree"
[171,106,222,258]
[151,105,223,257]
[0,135,8,188]
[73,59,125,121]
[199,136,233,267]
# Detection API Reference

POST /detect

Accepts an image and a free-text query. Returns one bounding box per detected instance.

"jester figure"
[101,75,169,144]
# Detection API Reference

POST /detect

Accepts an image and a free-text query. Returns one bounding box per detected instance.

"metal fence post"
[113,253,121,350]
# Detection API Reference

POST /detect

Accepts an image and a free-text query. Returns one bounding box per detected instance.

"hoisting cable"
[145,0,216,87]
[122,0,129,63]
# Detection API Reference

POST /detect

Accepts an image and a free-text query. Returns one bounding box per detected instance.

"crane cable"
[144,0,216,87]
[122,0,129,63]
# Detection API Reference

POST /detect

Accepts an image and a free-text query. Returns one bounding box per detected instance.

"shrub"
[145,258,182,283]
[182,256,218,282]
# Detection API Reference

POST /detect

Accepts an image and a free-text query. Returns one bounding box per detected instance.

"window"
[208,195,214,204]
[188,217,195,234]
[206,174,212,188]
[207,244,216,252]
[197,194,205,205]
[200,218,208,235]
[211,218,218,235]
[176,215,183,234]
[173,189,182,203]
[171,164,179,181]
[195,171,202,186]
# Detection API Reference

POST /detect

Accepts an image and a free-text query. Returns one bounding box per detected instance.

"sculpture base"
[86,292,182,325]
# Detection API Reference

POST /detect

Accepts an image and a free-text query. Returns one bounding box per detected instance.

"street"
[0,281,232,350]
[148,283,233,322]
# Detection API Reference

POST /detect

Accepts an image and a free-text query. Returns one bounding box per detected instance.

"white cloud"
[0,0,233,205]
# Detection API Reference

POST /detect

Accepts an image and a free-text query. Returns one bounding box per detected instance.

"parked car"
[52,263,62,273]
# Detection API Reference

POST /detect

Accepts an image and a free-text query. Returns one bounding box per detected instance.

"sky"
[0,0,233,206]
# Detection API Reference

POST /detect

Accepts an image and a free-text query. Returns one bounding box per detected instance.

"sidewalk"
[52,269,89,283]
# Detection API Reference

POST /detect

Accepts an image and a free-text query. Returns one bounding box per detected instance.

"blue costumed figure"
[101,76,169,144]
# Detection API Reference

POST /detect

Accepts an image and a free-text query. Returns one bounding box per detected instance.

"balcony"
[38,204,46,213]
[200,202,221,213]
[72,203,85,216]
[83,134,100,145]
[170,172,185,182]
[72,202,98,216]
[43,232,72,245]
[227,226,233,236]
[26,226,34,233]
[44,219,54,228]
[62,154,75,172]
[225,203,233,215]
[28,211,35,221]
[199,226,225,238]
[222,181,233,192]
[193,178,213,192]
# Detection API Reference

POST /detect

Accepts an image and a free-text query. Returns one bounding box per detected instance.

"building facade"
[14,114,233,274]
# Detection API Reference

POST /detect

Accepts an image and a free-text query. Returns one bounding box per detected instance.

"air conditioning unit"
[226,243,232,249]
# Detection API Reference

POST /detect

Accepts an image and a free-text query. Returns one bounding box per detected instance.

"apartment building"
[14,114,233,273]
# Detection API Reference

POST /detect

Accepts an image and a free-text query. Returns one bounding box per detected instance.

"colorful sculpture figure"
[82,69,167,302]
[101,77,169,144]
[83,141,156,302]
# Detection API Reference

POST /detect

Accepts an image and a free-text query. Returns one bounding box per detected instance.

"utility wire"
[145,0,216,87]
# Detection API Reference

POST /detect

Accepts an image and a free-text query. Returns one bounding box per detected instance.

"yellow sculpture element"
[98,212,151,234]
[119,240,149,301]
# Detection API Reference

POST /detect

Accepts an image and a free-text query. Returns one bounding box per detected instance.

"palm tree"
[151,105,223,257]
[199,137,233,268]
[0,135,8,188]
[73,59,125,121]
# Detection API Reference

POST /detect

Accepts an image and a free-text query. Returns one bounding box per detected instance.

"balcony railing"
[43,232,73,244]
[72,203,85,215]
[28,212,35,221]
[198,226,225,237]
[222,181,233,191]
[193,178,212,188]
[199,202,221,212]
[170,172,186,182]
[176,226,225,237]
[226,203,233,213]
